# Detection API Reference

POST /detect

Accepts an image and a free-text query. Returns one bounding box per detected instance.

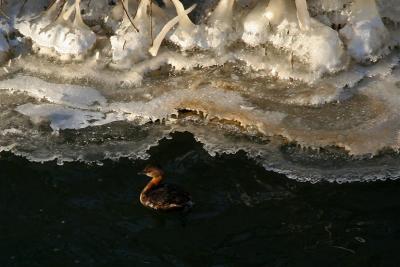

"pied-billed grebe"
[139,166,193,211]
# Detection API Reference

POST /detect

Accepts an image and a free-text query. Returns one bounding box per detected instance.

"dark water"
[1,132,400,267]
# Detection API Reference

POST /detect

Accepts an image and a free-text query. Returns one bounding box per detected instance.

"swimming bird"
[139,166,193,211]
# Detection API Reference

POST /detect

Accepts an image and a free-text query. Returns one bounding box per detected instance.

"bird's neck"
[142,176,162,193]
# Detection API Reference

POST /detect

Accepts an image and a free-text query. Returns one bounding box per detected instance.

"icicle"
[111,0,178,67]
[133,0,150,26]
[61,1,76,22]
[0,32,9,64]
[170,0,196,33]
[242,0,288,46]
[295,0,311,31]
[264,0,292,26]
[44,0,90,32]
[242,0,269,32]
[150,1,168,21]
[149,4,196,56]
[163,0,174,9]
[73,0,89,30]
[243,0,346,73]
[352,0,381,21]
[120,0,139,32]
[45,0,65,20]
[209,0,234,26]
[204,0,237,49]
[16,0,96,58]
[166,0,201,50]
[39,2,74,33]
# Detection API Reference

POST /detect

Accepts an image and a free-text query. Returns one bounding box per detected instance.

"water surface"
[1,132,400,267]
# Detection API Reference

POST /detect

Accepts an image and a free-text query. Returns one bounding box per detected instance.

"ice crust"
[16,103,106,131]
[0,75,286,131]
[1,0,400,183]
[1,70,400,182]
[0,75,106,108]
[0,68,398,154]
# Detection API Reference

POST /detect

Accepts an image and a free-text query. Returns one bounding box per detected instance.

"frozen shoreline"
[1,0,400,182]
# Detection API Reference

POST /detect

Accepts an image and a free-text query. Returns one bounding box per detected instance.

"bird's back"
[141,183,192,211]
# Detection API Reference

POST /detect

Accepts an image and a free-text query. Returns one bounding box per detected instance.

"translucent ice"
[16,103,107,131]
[16,0,96,60]
[242,0,347,74]
[168,0,202,50]
[149,4,196,56]
[0,75,107,108]
[110,0,170,68]
[340,0,391,62]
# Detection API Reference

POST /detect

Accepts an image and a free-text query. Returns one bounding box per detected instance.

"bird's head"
[141,165,164,178]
